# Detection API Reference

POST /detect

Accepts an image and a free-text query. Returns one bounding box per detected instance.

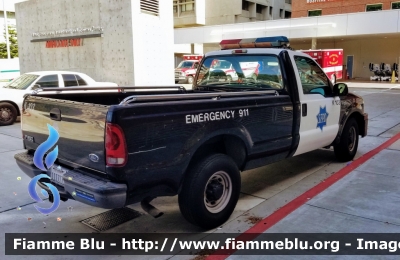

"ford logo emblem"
[89,154,99,162]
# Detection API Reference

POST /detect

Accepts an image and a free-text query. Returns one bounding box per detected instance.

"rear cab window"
[196,54,284,91]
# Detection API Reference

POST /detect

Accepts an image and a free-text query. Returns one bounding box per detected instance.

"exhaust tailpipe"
[141,197,163,218]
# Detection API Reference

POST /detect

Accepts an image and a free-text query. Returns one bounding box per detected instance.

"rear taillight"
[105,123,127,167]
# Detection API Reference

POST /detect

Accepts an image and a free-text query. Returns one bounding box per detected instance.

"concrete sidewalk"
[227,134,400,259]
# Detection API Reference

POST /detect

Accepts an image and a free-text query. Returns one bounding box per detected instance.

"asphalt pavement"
[1,82,400,259]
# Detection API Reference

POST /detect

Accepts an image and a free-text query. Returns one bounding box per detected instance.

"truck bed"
[21,87,294,205]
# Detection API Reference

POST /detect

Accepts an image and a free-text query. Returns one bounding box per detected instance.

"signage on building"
[46,38,83,48]
[31,26,103,42]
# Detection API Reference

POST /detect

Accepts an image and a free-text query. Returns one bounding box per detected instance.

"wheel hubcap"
[348,126,356,152]
[206,181,224,201]
[204,171,232,214]
[0,108,11,121]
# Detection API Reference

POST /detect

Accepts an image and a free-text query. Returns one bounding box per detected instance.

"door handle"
[49,108,61,121]
[302,103,307,117]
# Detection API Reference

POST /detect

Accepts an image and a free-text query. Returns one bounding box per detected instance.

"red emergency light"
[183,54,203,61]
[220,36,290,50]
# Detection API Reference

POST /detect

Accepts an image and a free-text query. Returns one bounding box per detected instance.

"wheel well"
[0,101,20,116]
[186,135,247,172]
[349,112,366,137]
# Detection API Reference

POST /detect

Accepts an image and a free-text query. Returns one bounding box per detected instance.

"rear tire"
[178,154,241,229]
[0,102,17,126]
[334,118,359,162]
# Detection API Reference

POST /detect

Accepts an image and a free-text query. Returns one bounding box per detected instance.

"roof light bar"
[220,36,290,50]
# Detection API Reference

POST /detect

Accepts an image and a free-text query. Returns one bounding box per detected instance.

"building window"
[242,0,249,11]
[270,6,273,16]
[308,9,322,17]
[256,4,264,14]
[173,0,195,15]
[392,2,400,9]
[181,0,194,12]
[280,9,284,18]
[366,4,383,11]
[140,0,159,16]
[285,11,291,19]
[0,11,16,19]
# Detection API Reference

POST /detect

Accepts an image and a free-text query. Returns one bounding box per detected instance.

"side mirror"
[333,83,348,96]
[31,84,41,90]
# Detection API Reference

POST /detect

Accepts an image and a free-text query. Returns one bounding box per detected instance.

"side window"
[36,75,59,88]
[194,63,199,69]
[62,74,78,87]
[294,56,332,96]
[75,75,87,86]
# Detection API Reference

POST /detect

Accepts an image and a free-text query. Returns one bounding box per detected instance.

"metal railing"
[119,90,279,105]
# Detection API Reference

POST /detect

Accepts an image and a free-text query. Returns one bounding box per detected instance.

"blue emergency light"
[220,36,290,50]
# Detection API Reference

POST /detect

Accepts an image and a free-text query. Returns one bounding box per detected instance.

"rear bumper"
[14,151,127,209]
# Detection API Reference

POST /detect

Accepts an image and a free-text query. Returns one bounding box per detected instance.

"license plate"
[50,165,67,186]
[24,135,34,143]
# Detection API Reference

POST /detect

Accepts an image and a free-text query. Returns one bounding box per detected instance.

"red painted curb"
[207,132,400,259]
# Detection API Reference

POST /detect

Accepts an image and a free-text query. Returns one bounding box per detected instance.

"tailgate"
[21,95,109,173]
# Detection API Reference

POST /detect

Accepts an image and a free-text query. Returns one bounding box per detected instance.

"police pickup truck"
[15,37,368,229]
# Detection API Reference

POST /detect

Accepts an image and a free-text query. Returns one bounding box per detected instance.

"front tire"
[178,154,241,229]
[187,76,194,84]
[334,118,359,162]
[0,102,17,126]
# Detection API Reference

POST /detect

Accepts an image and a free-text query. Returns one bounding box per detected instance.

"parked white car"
[0,71,118,126]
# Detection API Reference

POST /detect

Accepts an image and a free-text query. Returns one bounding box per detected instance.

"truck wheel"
[0,102,17,126]
[334,118,359,162]
[187,76,194,84]
[178,154,241,229]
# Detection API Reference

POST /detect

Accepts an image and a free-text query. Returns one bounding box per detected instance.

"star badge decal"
[316,106,329,131]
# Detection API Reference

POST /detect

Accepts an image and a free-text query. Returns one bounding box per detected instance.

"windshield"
[177,61,194,69]
[197,55,284,91]
[3,74,39,90]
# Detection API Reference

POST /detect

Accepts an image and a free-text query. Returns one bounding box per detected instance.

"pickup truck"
[0,71,118,126]
[15,37,368,229]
